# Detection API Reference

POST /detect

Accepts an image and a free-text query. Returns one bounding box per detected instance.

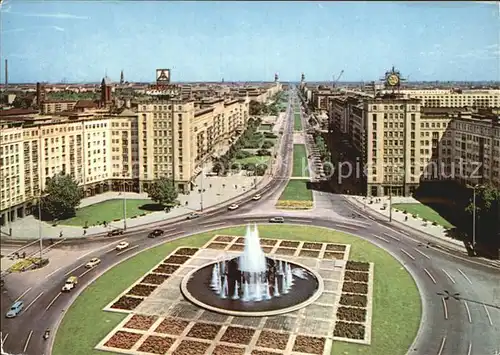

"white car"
[228,204,239,211]
[252,194,262,201]
[116,242,130,251]
[85,258,101,268]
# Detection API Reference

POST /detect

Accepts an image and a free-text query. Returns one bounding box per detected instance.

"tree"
[146,177,178,207]
[41,173,83,220]
[466,184,500,250]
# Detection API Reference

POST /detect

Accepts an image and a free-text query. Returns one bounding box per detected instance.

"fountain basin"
[181,256,324,317]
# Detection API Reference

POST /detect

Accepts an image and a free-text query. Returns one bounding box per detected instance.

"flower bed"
[339,294,367,307]
[164,255,190,264]
[323,252,344,259]
[186,322,222,340]
[153,264,180,275]
[333,321,365,339]
[260,239,278,246]
[154,317,189,335]
[292,335,326,354]
[337,306,367,322]
[128,284,157,297]
[342,282,368,294]
[299,250,320,257]
[175,248,198,256]
[279,241,300,248]
[229,244,245,251]
[345,271,369,283]
[275,200,313,209]
[212,345,245,355]
[173,340,210,355]
[325,244,346,252]
[252,351,282,355]
[137,335,175,354]
[302,242,322,250]
[141,273,169,285]
[256,330,290,350]
[207,243,228,250]
[215,236,234,243]
[346,261,370,272]
[111,296,143,310]
[104,331,141,349]
[124,315,158,330]
[235,237,245,244]
[220,326,256,344]
[262,247,273,253]
[275,248,295,255]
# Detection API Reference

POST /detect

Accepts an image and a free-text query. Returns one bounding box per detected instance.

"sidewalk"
[345,195,465,249]
[3,169,269,241]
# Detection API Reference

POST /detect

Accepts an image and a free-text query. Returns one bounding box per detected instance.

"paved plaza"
[97,235,374,355]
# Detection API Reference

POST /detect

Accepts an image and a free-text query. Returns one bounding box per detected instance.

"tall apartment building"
[399,89,500,108]
[329,94,500,197]
[0,97,250,227]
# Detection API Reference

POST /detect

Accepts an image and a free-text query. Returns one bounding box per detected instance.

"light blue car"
[6,301,23,318]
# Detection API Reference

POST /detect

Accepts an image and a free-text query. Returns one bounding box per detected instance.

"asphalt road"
[1,89,499,355]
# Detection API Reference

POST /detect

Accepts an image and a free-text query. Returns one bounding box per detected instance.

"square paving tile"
[197,310,230,324]
[298,318,332,337]
[263,315,297,332]
[318,269,341,280]
[304,304,335,320]
[319,260,337,270]
[231,316,263,328]
[166,302,201,319]
[316,292,337,305]
[323,280,340,293]
[186,258,212,267]
[196,249,223,259]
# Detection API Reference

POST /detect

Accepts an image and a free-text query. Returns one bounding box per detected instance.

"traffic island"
[54,225,421,355]
[7,257,49,272]
[276,179,313,210]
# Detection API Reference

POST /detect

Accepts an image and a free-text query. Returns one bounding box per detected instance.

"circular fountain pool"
[181,256,323,316]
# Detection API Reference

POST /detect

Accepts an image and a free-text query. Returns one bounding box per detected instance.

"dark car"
[107,229,124,237]
[186,212,201,220]
[148,229,164,238]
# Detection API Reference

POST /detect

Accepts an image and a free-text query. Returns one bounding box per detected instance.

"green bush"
[264,132,277,138]
[235,150,252,159]
[243,163,256,171]
[262,141,274,149]
[257,149,271,156]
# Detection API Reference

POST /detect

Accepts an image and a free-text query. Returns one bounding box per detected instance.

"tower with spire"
[300,72,305,83]
[101,76,113,107]
[120,70,124,85]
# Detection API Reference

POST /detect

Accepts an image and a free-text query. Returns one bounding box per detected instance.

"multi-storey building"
[0,97,250,227]
[399,89,500,109]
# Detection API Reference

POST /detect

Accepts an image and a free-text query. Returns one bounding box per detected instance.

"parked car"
[269,217,285,223]
[107,229,124,237]
[148,229,164,238]
[186,212,200,220]
[228,204,239,211]
[85,258,101,268]
[62,276,78,292]
[116,241,130,251]
[5,301,23,318]
[252,194,262,201]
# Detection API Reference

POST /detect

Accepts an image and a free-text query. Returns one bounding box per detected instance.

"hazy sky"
[1,1,499,83]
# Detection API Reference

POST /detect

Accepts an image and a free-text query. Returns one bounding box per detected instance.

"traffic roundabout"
[51,223,421,355]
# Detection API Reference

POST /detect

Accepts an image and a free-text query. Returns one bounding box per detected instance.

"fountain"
[181,223,321,316]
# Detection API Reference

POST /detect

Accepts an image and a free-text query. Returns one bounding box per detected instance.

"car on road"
[107,229,124,237]
[252,194,262,201]
[85,258,101,268]
[269,217,285,223]
[186,212,200,220]
[62,276,78,292]
[116,241,130,251]
[228,204,239,211]
[148,229,164,238]
[5,301,23,318]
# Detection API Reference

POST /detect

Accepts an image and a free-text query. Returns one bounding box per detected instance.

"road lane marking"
[413,248,430,259]
[65,263,85,276]
[400,249,416,261]
[79,268,94,278]
[24,292,44,312]
[45,292,61,311]
[457,268,472,284]
[464,300,472,323]
[373,235,389,243]
[368,216,375,220]
[467,343,472,355]
[383,233,400,242]
[15,287,32,302]
[423,268,437,284]
[161,230,185,239]
[23,330,33,353]
[335,224,358,231]
[441,297,448,320]
[484,304,493,326]
[199,221,226,228]
[117,245,139,256]
[441,269,456,284]
[44,267,62,279]
[437,336,446,355]
[2,333,8,344]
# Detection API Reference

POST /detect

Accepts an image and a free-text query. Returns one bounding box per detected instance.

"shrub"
[264,132,277,139]
[412,214,417,218]
[432,221,438,226]
[261,141,274,149]
[235,150,252,159]
[256,149,271,156]
[243,163,256,171]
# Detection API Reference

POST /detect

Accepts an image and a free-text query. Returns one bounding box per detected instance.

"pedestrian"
[59,231,63,238]
[83,230,87,236]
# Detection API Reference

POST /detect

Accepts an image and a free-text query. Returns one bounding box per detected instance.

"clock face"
[387,74,400,87]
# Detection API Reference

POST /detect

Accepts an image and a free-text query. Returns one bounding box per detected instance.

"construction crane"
[332,70,344,88]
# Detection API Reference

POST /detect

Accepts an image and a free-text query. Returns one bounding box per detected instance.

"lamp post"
[38,195,43,262]
[122,181,127,231]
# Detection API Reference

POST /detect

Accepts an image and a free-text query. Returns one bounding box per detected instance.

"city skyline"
[1,1,499,83]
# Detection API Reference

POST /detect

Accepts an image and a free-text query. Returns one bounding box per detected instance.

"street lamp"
[468,183,485,250]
